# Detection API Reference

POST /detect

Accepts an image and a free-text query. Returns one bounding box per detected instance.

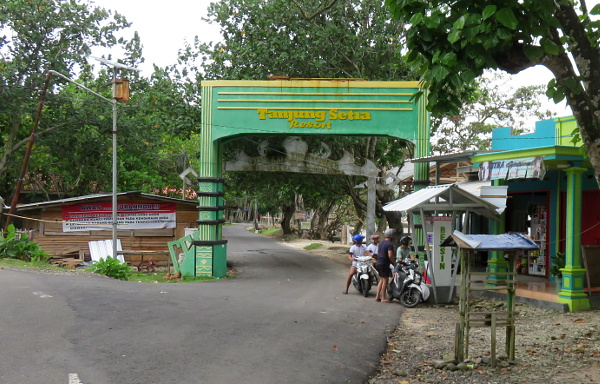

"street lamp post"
[4,63,136,261]
[90,56,139,260]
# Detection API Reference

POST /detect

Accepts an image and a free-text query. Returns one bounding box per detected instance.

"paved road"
[0,224,402,384]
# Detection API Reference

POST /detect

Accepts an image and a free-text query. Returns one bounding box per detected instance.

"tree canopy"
[385,0,600,184]
[431,72,556,154]
[0,0,203,207]
[199,0,411,80]
[195,0,418,232]
[0,0,132,198]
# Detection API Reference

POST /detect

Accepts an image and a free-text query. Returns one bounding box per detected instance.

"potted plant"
[551,252,566,278]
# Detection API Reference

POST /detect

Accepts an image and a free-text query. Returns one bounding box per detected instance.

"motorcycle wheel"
[400,288,421,308]
[352,276,362,293]
[361,279,370,297]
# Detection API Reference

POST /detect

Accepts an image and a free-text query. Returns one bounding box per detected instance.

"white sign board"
[479,156,546,181]
[430,217,453,286]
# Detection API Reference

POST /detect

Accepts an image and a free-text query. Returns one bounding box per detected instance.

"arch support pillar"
[178,85,228,278]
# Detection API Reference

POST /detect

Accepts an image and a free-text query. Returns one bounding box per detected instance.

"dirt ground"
[279,236,600,384]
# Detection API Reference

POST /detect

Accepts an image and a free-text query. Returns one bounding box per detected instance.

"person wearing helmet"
[374,228,396,302]
[366,234,380,259]
[343,234,367,294]
[396,235,417,267]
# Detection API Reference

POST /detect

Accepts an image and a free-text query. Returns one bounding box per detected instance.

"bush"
[90,257,132,280]
[0,224,49,262]
[551,252,566,277]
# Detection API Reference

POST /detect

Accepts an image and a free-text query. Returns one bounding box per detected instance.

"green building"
[472,116,598,312]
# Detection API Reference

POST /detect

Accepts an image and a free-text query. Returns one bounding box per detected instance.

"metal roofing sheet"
[15,191,196,211]
[383,184,452,212]
[382,184,501,220]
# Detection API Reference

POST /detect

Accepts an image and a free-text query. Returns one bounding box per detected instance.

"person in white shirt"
[366,234,380,259]
[343,234,367,294]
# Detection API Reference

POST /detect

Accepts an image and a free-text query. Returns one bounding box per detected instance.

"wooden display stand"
[443,231,539,367]
[456,259,517,367]
[580,245,600,295]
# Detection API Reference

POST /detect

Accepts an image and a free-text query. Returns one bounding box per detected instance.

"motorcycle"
[387,258,430,307]
[351,255,379,297]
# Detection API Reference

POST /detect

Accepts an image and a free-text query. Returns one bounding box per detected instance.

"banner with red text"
[62,202,176,232]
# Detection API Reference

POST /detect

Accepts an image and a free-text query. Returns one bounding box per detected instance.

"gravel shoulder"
[283,238,600,384]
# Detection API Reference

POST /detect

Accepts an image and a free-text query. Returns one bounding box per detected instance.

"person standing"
[343,234,367,294]
[374,228,396,302]
[366,234,380,286]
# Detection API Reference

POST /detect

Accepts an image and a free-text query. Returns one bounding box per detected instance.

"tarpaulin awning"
[440,230,539,251]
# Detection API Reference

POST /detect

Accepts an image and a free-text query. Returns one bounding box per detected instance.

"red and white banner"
[62,202,176,232]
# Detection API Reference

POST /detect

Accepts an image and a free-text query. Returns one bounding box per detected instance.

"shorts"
[375,264,392,278]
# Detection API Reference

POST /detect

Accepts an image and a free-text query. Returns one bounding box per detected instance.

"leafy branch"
[289,0,339,20]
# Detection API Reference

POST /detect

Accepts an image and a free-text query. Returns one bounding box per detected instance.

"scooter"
[351,255,379,297]
[387,258,430,307]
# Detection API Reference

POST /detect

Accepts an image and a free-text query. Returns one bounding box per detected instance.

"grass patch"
[0,258,228,283]
[304,243,324,251]
[253,227,300,242]
[259,228,281,236]
[0,258,59,270]
[128,272,222,283]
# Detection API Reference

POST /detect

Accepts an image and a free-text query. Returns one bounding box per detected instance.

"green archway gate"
[181,79,430,277]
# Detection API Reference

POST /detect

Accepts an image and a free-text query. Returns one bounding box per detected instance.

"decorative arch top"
[201,79,425,143]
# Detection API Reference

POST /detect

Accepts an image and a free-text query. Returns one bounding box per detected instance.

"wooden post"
[490,313,497,367]
[455,249,468,361]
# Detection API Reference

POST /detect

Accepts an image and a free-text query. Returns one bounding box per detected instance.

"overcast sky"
[90,0,219,74]
[90,0,580,118]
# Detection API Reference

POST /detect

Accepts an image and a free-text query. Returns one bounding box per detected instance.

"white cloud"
[90,0,221,75]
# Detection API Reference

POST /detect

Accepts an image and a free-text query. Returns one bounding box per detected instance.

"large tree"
[385,0,600,184]
[0,0,205,206]
[199,0,411,80]
[192,0,417,232]
[0,0,132,200]
[431,72,556,154]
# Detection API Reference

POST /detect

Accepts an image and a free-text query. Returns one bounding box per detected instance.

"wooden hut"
[13,191,198,266]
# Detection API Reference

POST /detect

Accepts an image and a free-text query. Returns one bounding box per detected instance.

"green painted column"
[557,167,590,311]
[413,89,430,247]
[184,84,227,278]
[487,179,509,284]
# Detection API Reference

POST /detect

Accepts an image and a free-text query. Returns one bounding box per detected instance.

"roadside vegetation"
[257,228,282,237]
[0,225,50,263]
[0,255,226,283]
[0,258,59,270]
[0,226,225,282]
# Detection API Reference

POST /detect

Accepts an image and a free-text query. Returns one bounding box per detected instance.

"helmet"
[352,234,365,244]
[400,236,411,246]
[370,234,380,240]
[384,228,396,238]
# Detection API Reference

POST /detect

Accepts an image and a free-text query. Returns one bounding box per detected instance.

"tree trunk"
[495,4,600,188]
[280,202,296,235]
[383,210,404,235]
